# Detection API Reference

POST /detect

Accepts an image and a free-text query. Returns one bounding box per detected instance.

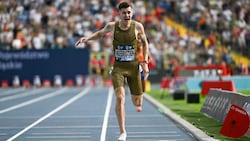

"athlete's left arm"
[136,22,149,78]
[136,22,149,63]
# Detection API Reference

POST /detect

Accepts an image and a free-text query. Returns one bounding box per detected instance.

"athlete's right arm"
[75,22,115,46]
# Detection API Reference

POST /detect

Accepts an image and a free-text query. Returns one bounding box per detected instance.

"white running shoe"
[117,133,127,141]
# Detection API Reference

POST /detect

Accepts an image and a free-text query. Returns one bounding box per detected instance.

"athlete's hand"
[140,63,149,80]
[75,37,88,47]
[143,71,149,80]
[143,56,149,64]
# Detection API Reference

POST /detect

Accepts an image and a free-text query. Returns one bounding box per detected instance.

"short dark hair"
[118,1,131,10]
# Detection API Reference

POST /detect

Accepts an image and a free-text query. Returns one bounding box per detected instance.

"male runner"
[75,2,149,141]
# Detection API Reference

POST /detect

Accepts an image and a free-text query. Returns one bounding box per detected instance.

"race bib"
[115,45,135,62]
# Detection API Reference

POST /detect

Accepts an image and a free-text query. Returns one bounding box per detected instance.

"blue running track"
[0,86,197,141]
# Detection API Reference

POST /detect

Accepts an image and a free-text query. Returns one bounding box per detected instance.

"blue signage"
[0,48,90,84]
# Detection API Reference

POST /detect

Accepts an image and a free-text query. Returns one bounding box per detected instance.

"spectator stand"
[1,0,250,90]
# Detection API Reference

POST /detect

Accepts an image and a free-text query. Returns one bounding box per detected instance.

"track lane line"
[0,88,26,96]
[6,87,90,141]
[100,87,113,141]
[0,88,48,103]
[0,88,68,114]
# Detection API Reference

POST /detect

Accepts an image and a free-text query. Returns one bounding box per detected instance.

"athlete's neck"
[119,20,131,30]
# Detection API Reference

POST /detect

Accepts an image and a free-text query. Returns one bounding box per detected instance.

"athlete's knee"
[115,87,125,103]
[131,95,143,106]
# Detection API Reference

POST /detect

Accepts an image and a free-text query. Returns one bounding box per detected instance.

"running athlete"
[90,55,99,86]
[99,55,106,84]
[75,2,149,141]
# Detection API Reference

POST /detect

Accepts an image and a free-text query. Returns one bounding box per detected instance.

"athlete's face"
[119,7,133,25]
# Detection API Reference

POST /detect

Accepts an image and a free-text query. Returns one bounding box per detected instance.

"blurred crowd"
[170,0,250,57]
[159,0,250,75]
[0,0,249,75]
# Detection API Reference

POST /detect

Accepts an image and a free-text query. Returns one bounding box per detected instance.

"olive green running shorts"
[111,61,143,95]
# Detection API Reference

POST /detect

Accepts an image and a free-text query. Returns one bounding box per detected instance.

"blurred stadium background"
[0,0,250,88]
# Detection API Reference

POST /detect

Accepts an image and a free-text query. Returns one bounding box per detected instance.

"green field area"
[147,89,250,141]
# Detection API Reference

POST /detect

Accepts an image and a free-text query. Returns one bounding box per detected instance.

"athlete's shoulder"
[103,21,116,32]
[106,21,116,26]
[134,21,144,28]
[133,20,142,24]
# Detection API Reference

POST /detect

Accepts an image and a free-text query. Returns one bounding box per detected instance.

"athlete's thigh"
[112,71,125,90]
[127,71,143,95]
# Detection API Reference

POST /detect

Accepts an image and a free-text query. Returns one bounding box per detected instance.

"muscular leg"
[128,72,144,112]
[115,87,126,134]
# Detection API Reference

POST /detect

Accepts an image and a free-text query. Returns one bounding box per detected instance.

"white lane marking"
[109,124,176,128]
[28,140,90,141]
[0,88,47,102]
[125,134,181,137]
[159,140,185,141]
[117,131,177,134]
[6,87,90,141]
[0,115,104,119]
[31,132,91,135]
[0,125,102,129]
[0,88,26,96]
[26,135,90,139]
[0,88,68,114]
[100,87,113,141]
